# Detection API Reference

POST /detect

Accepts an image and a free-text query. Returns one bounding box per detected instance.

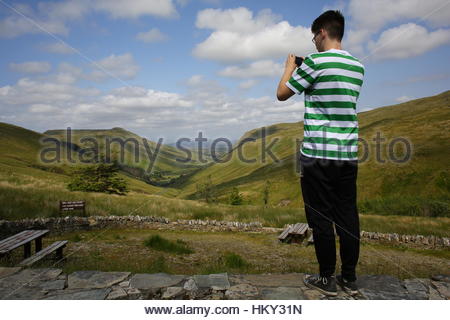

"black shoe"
[336,274,359,296]
[303,274,337,296]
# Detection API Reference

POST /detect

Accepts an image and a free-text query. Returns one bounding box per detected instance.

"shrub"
[229,187,244,205]
[67,158,128,195]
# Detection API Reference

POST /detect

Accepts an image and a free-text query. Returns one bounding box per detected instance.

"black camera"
[295,56,304,67]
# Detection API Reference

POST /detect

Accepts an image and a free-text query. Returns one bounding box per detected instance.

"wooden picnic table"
[0,229,49,259]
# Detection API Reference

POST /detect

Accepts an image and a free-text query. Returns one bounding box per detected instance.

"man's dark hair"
[311,10,345,41]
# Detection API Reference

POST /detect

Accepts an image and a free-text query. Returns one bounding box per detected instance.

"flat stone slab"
[44,288,111,300]
[0,268,62,288]
[356,275,411,300]
[260,287,306,300]
[106,287,128,300]
[431,280,450,299]
[39,279,66,291]
[0,267,22,280]
[68,271,130,289]
[0,286,47,300]
[225,283,259,299]
[162,287,185,299]
[129,273,185,291]
[238,273,303,288]
[193,273,230,290]
[403,279,429,300]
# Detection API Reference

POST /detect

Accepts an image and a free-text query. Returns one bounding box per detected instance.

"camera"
[295,56,304,67]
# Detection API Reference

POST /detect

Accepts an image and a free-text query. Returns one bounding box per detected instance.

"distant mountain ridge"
[0,90,449,216]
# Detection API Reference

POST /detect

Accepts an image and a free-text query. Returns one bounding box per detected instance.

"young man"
[277,10,364,297]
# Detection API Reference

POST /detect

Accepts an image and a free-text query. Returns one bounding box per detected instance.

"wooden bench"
[278,223,310,244]
[19,240,68,267]
[0,230,49,259]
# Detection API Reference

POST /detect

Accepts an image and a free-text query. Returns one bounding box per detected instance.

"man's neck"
[322,40,342,52]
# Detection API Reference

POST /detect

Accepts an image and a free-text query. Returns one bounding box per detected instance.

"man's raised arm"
[276,53,299,101]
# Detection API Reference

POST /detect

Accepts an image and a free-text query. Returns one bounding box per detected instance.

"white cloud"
[0,13,68,38]
[100,86,193,108]
[193,7,315,62]
[88,53,139,81]
[238,79,258,89]
[93,0,178,19]
[349,0,450,31]
[136,28,168,43]
[0,68,307,142]
[0,77,98,106]
[9,61,51,74]
[395,95,414,103]
[367,23,450,60]
[346,0,450,55]
[219,60,283,78]
[42,42,75,54]
[0,1,87,38]
[0,0,178,38]
[29,104,60,113]
[196,7,282,33]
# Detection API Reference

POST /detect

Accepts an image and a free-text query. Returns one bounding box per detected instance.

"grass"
[1,228,447,280]
[0,171,449,237]
[143,234,194,254]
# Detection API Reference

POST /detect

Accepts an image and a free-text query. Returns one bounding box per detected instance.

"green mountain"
[176,90,450,216]
[42,127,209,187]
[0,90,449,219]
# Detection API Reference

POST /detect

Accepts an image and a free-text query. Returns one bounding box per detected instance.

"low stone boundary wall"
[0,216,448,248]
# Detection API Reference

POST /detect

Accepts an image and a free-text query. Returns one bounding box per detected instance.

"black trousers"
[299,153,360,281]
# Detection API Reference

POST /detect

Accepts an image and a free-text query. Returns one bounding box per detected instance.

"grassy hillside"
[43,127,208,186]
[0,122,178,197]
[0,90,449,222]
[177,90,450,217]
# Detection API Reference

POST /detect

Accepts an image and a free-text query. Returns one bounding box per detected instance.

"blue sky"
[1,0,449,143]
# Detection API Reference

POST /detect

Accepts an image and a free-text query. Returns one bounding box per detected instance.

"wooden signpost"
[59,200,86,215]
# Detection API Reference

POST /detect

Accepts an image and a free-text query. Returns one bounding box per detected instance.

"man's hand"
[285,53,298,71]
[277,54,303,101]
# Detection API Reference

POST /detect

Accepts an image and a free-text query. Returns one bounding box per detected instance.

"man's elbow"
[277,92,287,101]
[277,88,294,101]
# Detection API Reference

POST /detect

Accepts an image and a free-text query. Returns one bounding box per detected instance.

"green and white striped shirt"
[286,48,364,161]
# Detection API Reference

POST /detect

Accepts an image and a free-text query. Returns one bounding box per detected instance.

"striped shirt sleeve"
[286,56,317,95]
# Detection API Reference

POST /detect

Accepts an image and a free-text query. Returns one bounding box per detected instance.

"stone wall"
[0,216,448,248]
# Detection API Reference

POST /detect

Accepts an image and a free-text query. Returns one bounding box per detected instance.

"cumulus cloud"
[238,79,258,89]
[0,1,86,38]
[0,70,306,141]
[367,23,450,60]
[346,0,450,55]
[9,61,51,74]
[41,42,75,54]
[395,95,414,103]
[29,104,60,113]
[100,87,193,108]
[219,60,283,78]
[193,7,315,62]
[0,77,98,106]
[0,0,178,38]
[136,28,168,43]
[88,53,139,81]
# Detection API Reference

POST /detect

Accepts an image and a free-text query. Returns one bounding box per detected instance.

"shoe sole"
[303,277,338,296]
[336,280,359,296]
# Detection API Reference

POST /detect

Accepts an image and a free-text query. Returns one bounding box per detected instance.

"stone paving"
[0,267,448,300]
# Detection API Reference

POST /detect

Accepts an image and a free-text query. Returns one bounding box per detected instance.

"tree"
[196,174,217,203]
[67,155,128,195]
[262,180,271,207]
[229,186,244,205]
